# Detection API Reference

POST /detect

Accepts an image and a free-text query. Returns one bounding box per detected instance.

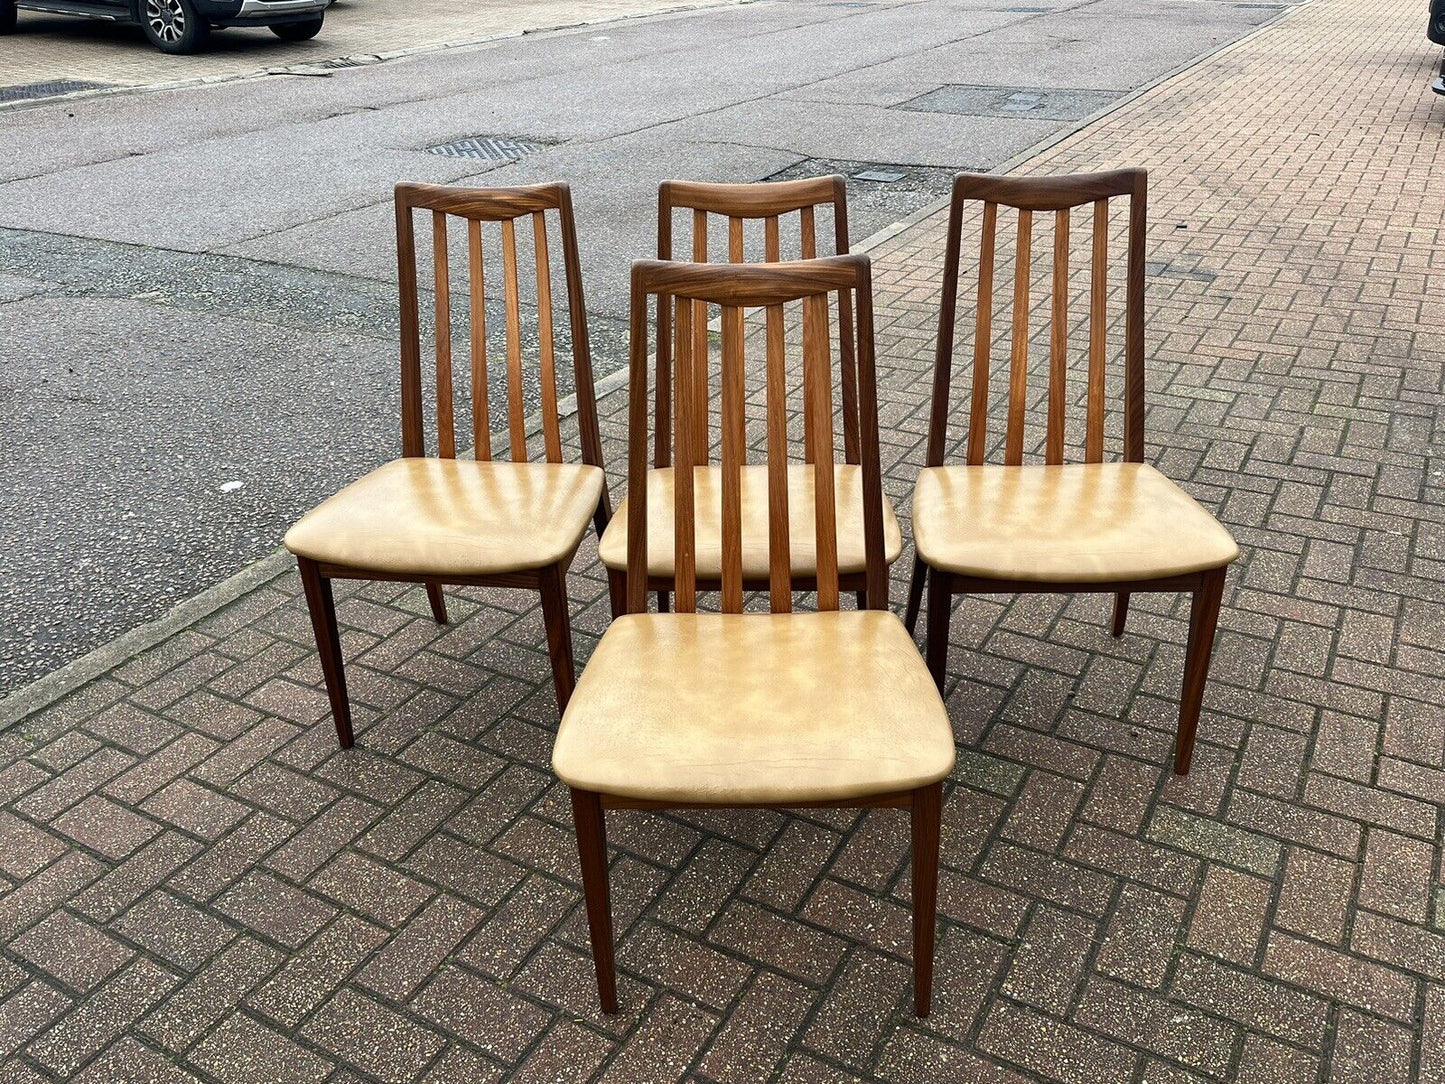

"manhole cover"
[426,135,548,162]
[900,84,1122,122]
[0,80,112,104]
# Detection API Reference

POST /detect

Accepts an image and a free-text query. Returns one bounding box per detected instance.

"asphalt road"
[0,0,1286,693]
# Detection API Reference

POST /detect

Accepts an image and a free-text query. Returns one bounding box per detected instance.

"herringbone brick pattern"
[3,0,1443,1079]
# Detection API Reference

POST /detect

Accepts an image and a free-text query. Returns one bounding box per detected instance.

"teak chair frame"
[608,176,869,615]
[902,169,1226,775]
[297,181,612,748]
[571,255,944,1017]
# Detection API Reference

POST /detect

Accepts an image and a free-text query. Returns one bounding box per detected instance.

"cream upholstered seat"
[598,464,903,578]
[912,463,1239,583]
[552,610,954,805]
[285,457,604,577]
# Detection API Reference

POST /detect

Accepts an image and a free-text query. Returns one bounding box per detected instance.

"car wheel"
[270,14,323,41]
[141,0,210,53]
[0,0,17,34]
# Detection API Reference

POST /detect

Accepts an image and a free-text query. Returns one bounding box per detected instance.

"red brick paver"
[3,0,1444,1080]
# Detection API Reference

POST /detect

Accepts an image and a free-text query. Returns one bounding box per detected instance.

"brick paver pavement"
[3,0,1444,1080]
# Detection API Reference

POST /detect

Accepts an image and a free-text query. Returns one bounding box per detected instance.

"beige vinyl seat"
[598,464,903,580]
[286,458,604,579]
[912,462,1239,583]
[553,610,953,806]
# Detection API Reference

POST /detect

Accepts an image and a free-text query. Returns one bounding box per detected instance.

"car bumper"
[196,0,328,24]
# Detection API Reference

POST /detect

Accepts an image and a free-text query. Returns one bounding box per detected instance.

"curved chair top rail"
[659,175,847,218]
[928,168,1149,469]
[631,254,866,306]
[395,180,568,221]
[952,168,1145,212]
[625,255,886,616]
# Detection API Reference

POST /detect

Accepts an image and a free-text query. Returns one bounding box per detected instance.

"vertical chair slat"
[800,205,817,259]
[764,301,791,613]
[833,196,860,467]
[1047,208,1069,465]
[1004,208,1032,466]
[966,203,997,465]
[720,304,746,613]
[656,193,673,469]
[533,211,563,463]
[396,200,425,456]
[501,218,527,462]
[467,219,491,460]
[803,292,839,611]
[1125,176,1147,463]
[728,216,744,263]
[764,215,780,262]
[692,210,710,465]
[432,211,456,459]
[626,268,651,615]
[1087,198,1109,463]
[854,262,887,607]
[673,296,698,613]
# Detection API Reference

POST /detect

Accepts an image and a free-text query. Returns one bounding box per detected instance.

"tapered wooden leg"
[924,568,952,693]
[297,557,353,749]
[903,555,928,634]
[910,781,943,1017]
[1111,591,1129,637]
[538,563,577,714]
[606,569,627,620]
[570,788,618,1013]
[1175,567,1226,776]
[425,584,448,625]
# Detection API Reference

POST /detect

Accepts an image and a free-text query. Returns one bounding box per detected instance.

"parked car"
[1431,0,1445,94]
[0,0,331,55]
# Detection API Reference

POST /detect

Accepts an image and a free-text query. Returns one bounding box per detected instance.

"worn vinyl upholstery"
[597,464,904,578]
[284,458,604,577]
[551,611,955,805]
[912,462,1239,582]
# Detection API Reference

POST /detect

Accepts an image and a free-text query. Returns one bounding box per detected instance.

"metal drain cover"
[900,84,1122,122]
[0,80,112,104]
[426,135,548,162]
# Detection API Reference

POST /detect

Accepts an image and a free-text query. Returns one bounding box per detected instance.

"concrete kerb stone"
[0,0,1308,727]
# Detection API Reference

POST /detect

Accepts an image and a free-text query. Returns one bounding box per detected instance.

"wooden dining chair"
[553,256,954,1016]
[903,169,1238,775]
[285,181,612,748]
[596,177,903,616]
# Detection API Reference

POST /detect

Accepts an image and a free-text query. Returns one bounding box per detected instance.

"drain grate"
[0,80,112,104]
[899,84,1122,122]
[426,135,548,162]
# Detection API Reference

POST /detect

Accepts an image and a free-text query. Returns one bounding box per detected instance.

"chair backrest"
[394,181,606,475]
[625,256,886,616]
[926,169,1147,469]
[655,177,861,467]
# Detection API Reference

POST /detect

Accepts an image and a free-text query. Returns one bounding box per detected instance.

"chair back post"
[624,256,883,616]
[928,168,1148,468]
[391,181,606,479]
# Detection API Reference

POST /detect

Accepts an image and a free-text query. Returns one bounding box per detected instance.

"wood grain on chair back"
[393,182,605,473]
[927,169,1147,469]
[625,256,886,617]
[655,177,860,468]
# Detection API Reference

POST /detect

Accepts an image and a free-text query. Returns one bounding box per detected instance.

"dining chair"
[286,181,612,748]
[596,177,903,616]
[553,255,955,1016]
[903,169,1238,776]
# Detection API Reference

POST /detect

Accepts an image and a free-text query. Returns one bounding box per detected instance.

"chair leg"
[903,555,928,634]
[538,563,578,715]
[1175,567,1226,776]
[606,569,627,620]
[297,557,353,749]
[910,781,943,1018]
[1111,591,1129,638]
[570,788,618,1013]
[924,568,952,693]
[425,584,449,625]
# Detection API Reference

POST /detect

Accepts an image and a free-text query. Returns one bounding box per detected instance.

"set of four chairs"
[283,168,1239,1016]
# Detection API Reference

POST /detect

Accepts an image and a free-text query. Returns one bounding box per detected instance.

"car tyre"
[0,0,17,34]
[141,0,211,53]
[270,14,323,41]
